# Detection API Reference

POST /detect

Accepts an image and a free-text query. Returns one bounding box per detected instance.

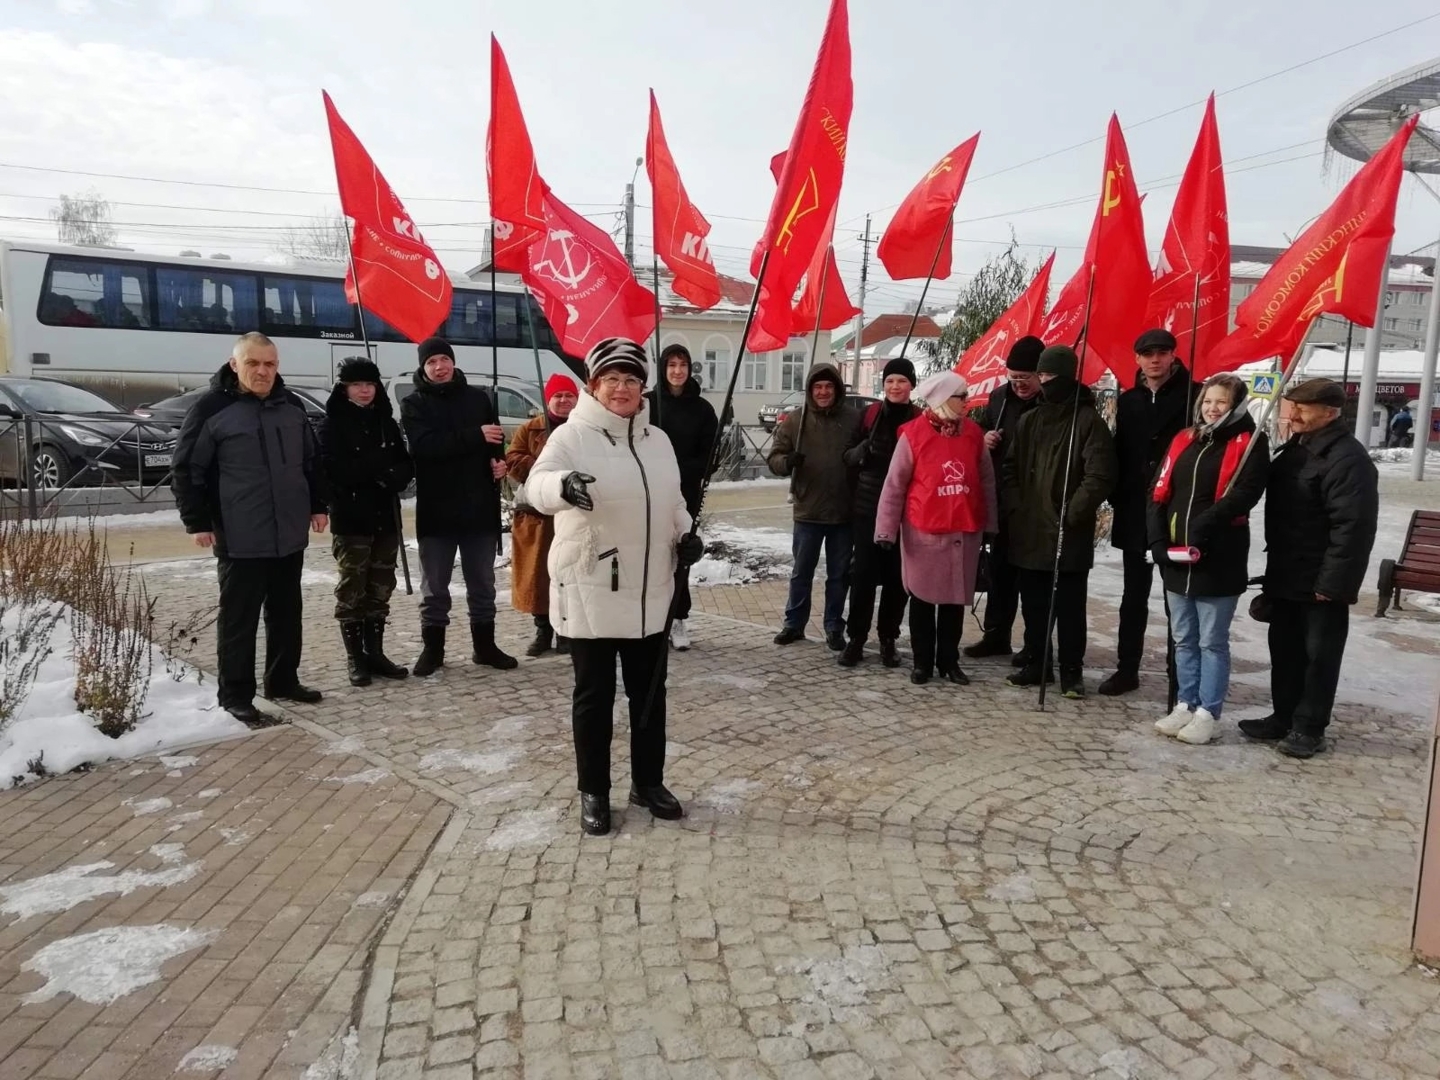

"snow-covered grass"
[696,522,794,587]
[707,477,791,493]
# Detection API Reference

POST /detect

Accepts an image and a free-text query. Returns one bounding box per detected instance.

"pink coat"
[875,419,998,606]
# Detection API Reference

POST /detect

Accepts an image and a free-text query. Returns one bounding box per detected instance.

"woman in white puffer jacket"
[529,338,702,836]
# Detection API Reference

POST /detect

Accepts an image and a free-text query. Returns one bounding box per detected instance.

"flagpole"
[793,247,832,487]
[897,218,952,363]
[1185,272,1203,415]
[638,250,773,731]
[652,256,665,429]
[489,223,500,405]
[1037,264,1096,712]
[1221,329,1311,499]
[342,216,412,595]
[521,296,551,435]
[1167,272,1206,713]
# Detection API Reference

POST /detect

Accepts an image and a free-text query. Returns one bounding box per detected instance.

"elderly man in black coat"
[1242,378,1379,759]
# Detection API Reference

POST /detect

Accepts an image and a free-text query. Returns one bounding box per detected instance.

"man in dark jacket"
[966,335,1045,663]
[401,337,518,677]
[172,332,328,724]
[1100,328,1194,696]
[646,343,718,652]
[839,356,920,667]
[1242,378,1379,759]
[768,361,860,650]
[1001,346,1117,697]
[324,357,414,687]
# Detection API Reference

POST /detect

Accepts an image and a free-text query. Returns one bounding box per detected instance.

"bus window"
[445,291,491,346]
[493,293,523,348]
[261,274,355,337]
[157,267,258,333]
[40,256,152,329]
[360,308,418,344]
[523,296,560,351]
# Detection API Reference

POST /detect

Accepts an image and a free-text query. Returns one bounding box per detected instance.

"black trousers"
[980,531,1020,644]
[1016,567,1089,670]
[216,551,304,708]
[569,634,668,796]
[671,564,693,621]
[846,516,908,642]
[909,598,962,675]
[1268,598,1351,737]
[1117,550,1155,673]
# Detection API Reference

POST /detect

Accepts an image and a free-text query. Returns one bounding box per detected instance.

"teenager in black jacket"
[1147,374,1268,745]
[324,357,414,686]
[645,344,718,651]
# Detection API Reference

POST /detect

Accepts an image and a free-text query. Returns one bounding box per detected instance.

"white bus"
[0,240,582,408]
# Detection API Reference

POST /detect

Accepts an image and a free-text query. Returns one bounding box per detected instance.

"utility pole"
[850,213,871,391]
[623,156,642,268]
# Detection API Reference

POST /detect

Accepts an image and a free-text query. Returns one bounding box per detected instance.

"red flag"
[487,35,546,271]
[794,246,860,332]
[323,91,451,343]
[1207,115,1418,371]
[1038,114,1151,382]
[956,252,1055,407]
[877,134,980,281]
[646,91,721,311]
[1147,95,1230,378]
[748,0,853,352]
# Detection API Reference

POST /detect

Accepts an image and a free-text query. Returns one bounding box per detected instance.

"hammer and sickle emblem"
[1298,252,1349,322]
[1102,167,1122,217]
[925,156,953,182]
[776,169,821,255]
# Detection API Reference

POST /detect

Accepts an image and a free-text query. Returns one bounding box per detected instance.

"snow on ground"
[52,508,185,531]
[707,477,792,493]
[484,808,564,851]
[0,843,201,921]
[22,924,218,1005]
[177,1045,239,1073]
[697,522,794,587]
[0,607,247,790]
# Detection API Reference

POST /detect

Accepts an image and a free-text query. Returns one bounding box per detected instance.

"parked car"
[759,392,803,432]
[771,393,883,431]
[386,374,544,443]
[134,384,327,443]
[0,377,180,488]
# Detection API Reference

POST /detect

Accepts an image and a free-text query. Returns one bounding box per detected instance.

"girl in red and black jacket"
[1147,373,1269,746]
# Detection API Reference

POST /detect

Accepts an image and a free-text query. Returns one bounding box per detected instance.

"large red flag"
[956,252,1055,408]
[794,207,860,332]
[1147,95,1230,378]
[1207,115,1418,371]
[487,35,546,271]
[1038,114,1151,382]
[877,134,980,281]
[747,0,853,353]
[323,92,451,343]
[647,91,721,310]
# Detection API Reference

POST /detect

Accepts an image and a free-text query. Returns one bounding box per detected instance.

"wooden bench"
[1376,509,1440,616]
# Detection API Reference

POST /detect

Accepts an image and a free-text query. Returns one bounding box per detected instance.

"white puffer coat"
[529,392,691,640]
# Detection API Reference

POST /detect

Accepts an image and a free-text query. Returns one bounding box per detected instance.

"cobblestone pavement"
[113,544,1440,1078]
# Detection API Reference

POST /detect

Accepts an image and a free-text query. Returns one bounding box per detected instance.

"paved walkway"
[3,518,1440,1077]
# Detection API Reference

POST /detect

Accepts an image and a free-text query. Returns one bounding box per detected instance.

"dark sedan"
[134,385,327,443]
[0,378,180,489]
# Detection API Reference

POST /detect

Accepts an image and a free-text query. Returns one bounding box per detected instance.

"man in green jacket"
[768,362,860,651]
[1000,345,1117,698]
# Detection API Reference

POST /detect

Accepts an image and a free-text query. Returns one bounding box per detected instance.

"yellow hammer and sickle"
[1102,168,1121,217]
[776,168,821,254]
[926,156,953,182]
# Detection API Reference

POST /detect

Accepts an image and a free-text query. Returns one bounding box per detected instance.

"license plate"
[144,453,173,467]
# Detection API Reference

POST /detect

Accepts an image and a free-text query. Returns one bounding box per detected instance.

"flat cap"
[1283,377,1345,409]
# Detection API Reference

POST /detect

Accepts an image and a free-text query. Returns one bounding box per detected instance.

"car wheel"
[30,443,74,489]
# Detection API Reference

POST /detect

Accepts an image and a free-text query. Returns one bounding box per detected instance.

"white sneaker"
[670,619,691,651]
[1176,708,1217,745]
[1155,704,1193,737]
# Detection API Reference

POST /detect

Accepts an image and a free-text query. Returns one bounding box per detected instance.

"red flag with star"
[877,133,980,281]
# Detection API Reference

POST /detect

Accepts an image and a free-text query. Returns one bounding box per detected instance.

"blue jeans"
[784,522,853,634]
[1167,592,1239,716]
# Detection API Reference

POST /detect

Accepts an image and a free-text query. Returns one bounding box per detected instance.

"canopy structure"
[1326,56,1440,171]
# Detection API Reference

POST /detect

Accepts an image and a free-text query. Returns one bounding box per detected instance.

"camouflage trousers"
[332,532,401,622]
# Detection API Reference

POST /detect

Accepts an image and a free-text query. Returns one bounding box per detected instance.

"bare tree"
[919,235,1031,374]
[50,189,117,247]
[279,211,350,261]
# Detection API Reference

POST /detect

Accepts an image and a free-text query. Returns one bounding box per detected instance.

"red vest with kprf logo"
[901,417,987,535]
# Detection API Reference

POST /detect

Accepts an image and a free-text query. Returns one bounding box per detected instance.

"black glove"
[786,451,806,472]
[876,538,896,552]
[561,472,596,511]
[677,534,704,568]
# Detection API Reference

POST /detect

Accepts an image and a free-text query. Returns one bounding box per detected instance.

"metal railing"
[0,412,177,519]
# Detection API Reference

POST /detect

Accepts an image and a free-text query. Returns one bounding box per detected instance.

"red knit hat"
[544,373,579,403]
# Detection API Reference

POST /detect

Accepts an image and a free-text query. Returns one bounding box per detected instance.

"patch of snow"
[1097,1047,1147,1079]
[321,767,389,785]
[302,1025,360,1080]
[158,755,199,770]
[217,828,250,846]
[139,558,216,579]
[165,811,205,832]
[986,873,1037,903]
[706,477,792,492]
[782,945,895,1018]
[353,892,390,909]
[484,808,563,851]
[23,923,218,1004]
[149,843,185,864]
[697,779,763,815]
[0,849,201,921]
[689,557,755,587]
[419,748,520,775]
[197,788,222,799]
[319,735,366,756]
[177,1045,238,1072]
[125,797,174,817]
[84,508,185,530]
[300,569,338,587]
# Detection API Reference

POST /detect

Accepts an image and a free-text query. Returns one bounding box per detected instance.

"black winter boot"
[526,615,554,658]
[556,635,571,655]
[837,638,865,667]
[363,619,409,680]
[413,625,445,678]
[878,637,902,669]
[340,621,371,687]
[964,634,1012,659]
[471,622,519,670]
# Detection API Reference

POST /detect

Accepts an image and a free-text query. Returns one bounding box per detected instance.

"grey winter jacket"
[173,363,325,559]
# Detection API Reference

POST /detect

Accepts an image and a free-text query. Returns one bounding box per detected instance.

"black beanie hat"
[1036,345,1079,380]
[1006,335,1045,372]
[417,336,455,364]
[881,356,917,386]
[337,356,382,385]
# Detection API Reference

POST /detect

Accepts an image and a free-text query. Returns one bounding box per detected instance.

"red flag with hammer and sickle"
[487,34,546,272]
[647,90,721,310]
[956,252,1055,408]
[877,133,980,281]
[323,91,451,343]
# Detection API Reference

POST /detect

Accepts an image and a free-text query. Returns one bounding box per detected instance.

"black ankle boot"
[363,619,408,679]
[526,616,554,658]
[580,793,610,836]
[471,622,518,670]
[340,621,370,687]
[838,638,865,667]
[413,625,445,678]
[879,638,901,668]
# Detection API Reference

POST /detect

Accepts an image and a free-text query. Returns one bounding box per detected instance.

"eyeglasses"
[598,374,644,390]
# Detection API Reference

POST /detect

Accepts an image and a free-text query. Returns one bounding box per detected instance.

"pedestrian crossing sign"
[1248,373,1279,399]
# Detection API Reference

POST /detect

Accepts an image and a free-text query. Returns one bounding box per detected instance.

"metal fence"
[0,413,177,520]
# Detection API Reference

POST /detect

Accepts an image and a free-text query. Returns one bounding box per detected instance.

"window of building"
[156,267,258,333]
[261,275,354,337]
[701,347,731,391]
[1384,317,1399,331]
[39,256,152,329]
[780,347,807,392]
[742,353,769,392]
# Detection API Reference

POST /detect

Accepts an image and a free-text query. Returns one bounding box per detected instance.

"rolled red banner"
[1167,546,1201,564]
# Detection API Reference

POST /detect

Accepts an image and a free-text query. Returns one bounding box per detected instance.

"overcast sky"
[2,0,1439,317]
